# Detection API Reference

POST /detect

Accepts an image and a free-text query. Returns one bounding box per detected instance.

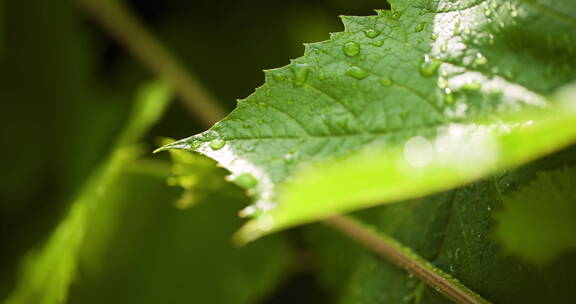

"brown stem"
[324,215,491,304]
[76,0,227,127]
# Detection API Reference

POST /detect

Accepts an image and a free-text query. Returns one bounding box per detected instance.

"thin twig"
[76,0,227,126]
[324,215,491,304]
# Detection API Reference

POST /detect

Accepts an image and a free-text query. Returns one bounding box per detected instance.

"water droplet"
[166,177,178,186]
[414,22,425,33]
[292,63,309,87]
[488,34,495,45]
[343,41,361,57]
[318,72,326,80]
[380,76,393,86]
[390,9,403,20]
[419,54,441,77]
[284,152,298,164]
[462,79,481,90]
[233,173,258,189]
[473,52,487,65]
[437,77,448,89]
[431,33,438,41]
[444,88,455,104]
[404,136,434,167]
[484,7,492,17]
[371,40,384,47]
[335,117,349,129]
[272,73,285,82]
[209,138,226,150]
[345,66,369,79]
[364,29,380,38]
[440,40,448,53]
[453,20,461,35]
[510,7,518,17]
[239,205,261,218]
[190,141,201,149]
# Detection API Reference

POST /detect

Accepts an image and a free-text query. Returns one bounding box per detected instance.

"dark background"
[0,0,388,303]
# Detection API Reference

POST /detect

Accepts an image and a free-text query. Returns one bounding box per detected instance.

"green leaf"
[160,0,576,242]
[495,167,576,264]
[67,166,291,304]
[5,81,172,304]
[310,160,576,303]
[242,100,576,241]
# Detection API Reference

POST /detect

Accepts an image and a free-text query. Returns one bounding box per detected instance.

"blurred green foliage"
[0,0,384,302]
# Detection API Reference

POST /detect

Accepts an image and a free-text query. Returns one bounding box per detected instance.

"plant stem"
[76,0,227,126]
[324,215,491,304]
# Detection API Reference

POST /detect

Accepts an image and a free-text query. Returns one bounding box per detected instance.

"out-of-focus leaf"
[496,167,576,264]
[308,154,576,303]
[68,169,291,304]
[4,81,172,304]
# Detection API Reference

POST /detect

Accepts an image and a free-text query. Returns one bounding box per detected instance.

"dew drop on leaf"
[209,138,226,150]
[510,6,519,17]
[444,88,455,104]
[190,141,201,149]
[335,116,349,129]
[414,22,425,32]
[440,40,448,53]
[343,41,361,57]
[463,80,481,91]
[271,73,285,82]
[291,63,309,87]
[233,173,258,189]
[380,76,393,86]
[419,54,441,77]
[363,29,380,38]
[453,19,461,35]
[474,52,487,65]
[283,152,298,164]
[437,77,448,89]
[345,66,370,79]
[239,205,261,218]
